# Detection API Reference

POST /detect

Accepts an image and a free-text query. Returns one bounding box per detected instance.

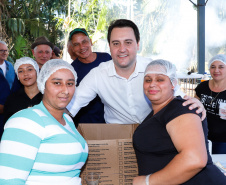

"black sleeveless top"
[133,96,226,184]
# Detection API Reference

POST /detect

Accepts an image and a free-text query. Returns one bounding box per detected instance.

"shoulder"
[4,105,47,139]
[11,88,24,96]
[167,97,196,113]
[79,60,113,85]
[93,59,113,71]
[96,52,111,57]
[162,96,200,124]
[195,80,209,93]
[5,60,14,71]
[95,52,112,63]
[4,89,22,103]
[71,58,80,67]
[4,60,13,67]
[197,80,209,88]
[7,103,46,127]
[167,97,186,109]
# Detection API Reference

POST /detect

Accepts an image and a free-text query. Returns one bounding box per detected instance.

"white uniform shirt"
[67,56,184,124]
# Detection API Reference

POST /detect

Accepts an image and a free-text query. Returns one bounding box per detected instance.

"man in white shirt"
[67,19,205,124]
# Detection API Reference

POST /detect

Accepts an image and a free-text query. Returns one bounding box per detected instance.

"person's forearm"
[67,81,98,117]
[148,152,206,185]
[66,95,81,117]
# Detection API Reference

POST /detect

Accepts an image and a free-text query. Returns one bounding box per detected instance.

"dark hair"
[107,19,140,43]
[53,46,61,57]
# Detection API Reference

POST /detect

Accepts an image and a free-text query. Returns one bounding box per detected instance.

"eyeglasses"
[0,50,8,54]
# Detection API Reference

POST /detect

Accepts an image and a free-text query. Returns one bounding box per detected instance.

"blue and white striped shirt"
[0,102,88,185]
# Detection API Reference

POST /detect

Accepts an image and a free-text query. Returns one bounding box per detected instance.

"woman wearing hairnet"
[133,59,226,185]
[195,54,226,154]
[0,59,88,185]
[3,57,42,123]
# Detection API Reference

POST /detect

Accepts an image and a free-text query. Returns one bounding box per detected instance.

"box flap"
[77,124,139,140]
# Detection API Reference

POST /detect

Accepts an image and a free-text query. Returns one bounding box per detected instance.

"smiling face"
[32,45,53,68]
[209,60,226,81]
[43,68,75,111]
[17,64,37,87]
[71,33,92,61]
[0,43,9,64]
[109,27,139,73]
[143,73,174,105]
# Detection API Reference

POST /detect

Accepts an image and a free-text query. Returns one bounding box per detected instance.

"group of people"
[0,18,225,184]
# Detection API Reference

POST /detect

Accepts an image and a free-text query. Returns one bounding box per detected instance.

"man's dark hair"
[107,19,140,44]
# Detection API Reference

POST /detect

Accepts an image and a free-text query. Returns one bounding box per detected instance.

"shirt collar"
[108,60,117,77]
[108,56,145,78]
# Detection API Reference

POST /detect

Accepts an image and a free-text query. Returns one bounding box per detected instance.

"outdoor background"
[1,0,226,73]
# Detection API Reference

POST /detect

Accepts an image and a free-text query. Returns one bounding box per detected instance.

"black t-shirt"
[195,80,226,142]
[4,88,42,123]
[133,96,226,184]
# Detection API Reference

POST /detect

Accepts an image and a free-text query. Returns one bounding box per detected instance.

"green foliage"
[7,18,25,36]
[57,0,109,44]
[0,0,110,62]
[1,0,67,62]
[10,35,33,63]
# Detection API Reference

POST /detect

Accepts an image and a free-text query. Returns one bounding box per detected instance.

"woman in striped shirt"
[0,59,88,185]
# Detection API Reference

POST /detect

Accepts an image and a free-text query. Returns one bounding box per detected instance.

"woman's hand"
[183,95,206,120]
[133,175,146,185]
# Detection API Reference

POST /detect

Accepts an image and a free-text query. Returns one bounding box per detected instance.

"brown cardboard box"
[78,124,139,185]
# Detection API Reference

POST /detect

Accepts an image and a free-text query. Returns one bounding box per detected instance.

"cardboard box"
[78,124,139,185]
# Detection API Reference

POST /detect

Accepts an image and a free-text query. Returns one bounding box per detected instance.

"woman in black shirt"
[133,59,226,185]
[4,57,42,123]
[195,54,226,154]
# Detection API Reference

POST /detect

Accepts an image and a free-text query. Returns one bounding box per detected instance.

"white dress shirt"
[67,56,184,124]
[67,56,152,124]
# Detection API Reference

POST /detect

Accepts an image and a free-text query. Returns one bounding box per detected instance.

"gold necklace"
[210,91,220,105]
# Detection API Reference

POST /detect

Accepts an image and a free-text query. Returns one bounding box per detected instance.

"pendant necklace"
[210,91,220,105]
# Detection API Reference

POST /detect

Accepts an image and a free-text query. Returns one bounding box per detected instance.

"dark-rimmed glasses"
[0,50,8,54]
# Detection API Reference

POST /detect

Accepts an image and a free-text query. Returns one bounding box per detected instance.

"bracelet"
[146,174,151,185]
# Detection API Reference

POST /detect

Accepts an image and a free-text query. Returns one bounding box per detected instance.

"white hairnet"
[208,54,226,69]
[14,57,39,79]
[37,59,77,94]
[144,59,178,87]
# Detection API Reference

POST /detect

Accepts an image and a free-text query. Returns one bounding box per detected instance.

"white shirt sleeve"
[66,69,98,117]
